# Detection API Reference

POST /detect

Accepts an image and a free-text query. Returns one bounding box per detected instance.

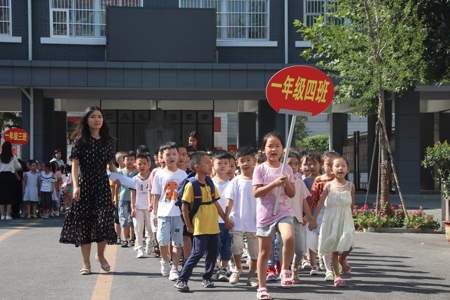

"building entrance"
[103,110,213,153]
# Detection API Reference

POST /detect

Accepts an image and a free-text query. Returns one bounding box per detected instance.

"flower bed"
[353,203,440,233]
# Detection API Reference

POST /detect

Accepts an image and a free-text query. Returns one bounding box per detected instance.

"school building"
[0,0,449,195]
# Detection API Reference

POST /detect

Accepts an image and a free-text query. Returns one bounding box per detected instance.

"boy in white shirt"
[151,143,187,281]
[131,154,152,259]
[225,147,259,287]
[212,151,232,281]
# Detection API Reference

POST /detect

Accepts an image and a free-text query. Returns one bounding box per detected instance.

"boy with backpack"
[174,151,233,292]
[151,143,187,281]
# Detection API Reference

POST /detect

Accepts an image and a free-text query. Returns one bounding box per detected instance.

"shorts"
[52,199,60,210]
[293,218,305,257]
[40,192,53,210]
[256,216,294,237]
[218,223,232,261]
[118,200,133,227]
[231,231,258,260]
[157,216,184,247]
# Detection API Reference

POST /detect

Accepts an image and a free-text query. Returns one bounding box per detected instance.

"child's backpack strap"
[175,172,196,208]
[188,176,216,221]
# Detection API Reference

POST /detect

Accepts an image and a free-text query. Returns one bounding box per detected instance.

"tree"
[416,0,450,83]
[294,0,428,217]
[299,135,329,153]
[293,116,308,148]
[0,112,21,132]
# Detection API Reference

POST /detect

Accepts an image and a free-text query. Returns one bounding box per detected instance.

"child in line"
[177,145,194,261]
[118,151,138,247]
[225,147,259,287]
[39,163,55,219]
[316,156,355,287]
[112,151,127,244]
[51,162,63,217]
[228,156,237,180]
[62,165,73,212]
[175,152,232,292]
[301,152,321,270]
[151,143,187,281]
[131,154,153,258]
[253,132,296,300]
[212,151,232,281]
[287,151,313,282]
[308,151,340,279]
[148,148,165,257]
[22,160,39,218]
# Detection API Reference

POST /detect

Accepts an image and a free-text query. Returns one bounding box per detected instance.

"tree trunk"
[377,93,390,212]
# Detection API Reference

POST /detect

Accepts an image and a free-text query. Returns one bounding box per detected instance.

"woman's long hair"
[71,106,112,145]
[0,141,13,163]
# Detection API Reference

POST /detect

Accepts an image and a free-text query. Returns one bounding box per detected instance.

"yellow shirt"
[182,181,221,236]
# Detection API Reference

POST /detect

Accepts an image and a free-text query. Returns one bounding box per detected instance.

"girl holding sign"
[252,132,296,299]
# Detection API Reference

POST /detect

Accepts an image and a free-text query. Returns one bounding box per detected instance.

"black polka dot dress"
[59,137,116,247]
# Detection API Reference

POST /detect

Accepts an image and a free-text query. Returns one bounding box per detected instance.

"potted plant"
[422,141,450,241]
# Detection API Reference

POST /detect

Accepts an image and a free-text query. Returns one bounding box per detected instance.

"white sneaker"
[0,215,5,220]
[136,249,145,258]
[160,260,171,277]
[324,271,334,281]
[5,215,12,220]
[229,271,240,285]
[168,267,179,281]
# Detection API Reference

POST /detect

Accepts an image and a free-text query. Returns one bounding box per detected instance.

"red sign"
[266,65,334,116]
[3,128,29,145]
[214,117,222,132]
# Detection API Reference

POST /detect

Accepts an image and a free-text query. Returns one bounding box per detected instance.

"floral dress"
[59,137,116,247]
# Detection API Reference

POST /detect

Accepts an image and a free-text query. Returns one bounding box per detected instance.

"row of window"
[0,0,334,41]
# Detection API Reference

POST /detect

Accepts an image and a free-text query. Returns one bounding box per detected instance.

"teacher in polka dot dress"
[60,106,118,275]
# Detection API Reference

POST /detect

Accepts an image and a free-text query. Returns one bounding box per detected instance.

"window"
[49,0,142,38]
[303,0,341,27]
[179,0,269,40]
[0,0,11,35]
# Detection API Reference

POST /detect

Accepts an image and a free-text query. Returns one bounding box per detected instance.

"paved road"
[1,217,450,300]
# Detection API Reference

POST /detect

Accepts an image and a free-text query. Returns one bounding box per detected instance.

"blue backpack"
[176,173,216,221]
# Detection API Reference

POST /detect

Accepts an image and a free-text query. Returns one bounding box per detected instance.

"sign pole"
[273,114,297,215]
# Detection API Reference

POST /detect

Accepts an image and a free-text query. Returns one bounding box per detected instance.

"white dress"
[318,181,355,256]
[23,171,39,202]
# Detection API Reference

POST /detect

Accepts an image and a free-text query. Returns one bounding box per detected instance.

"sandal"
[256,288,272,300]
[333,277,346,288]
[96,256,111,273]
[80,267,91,275]
[280,270,294,288]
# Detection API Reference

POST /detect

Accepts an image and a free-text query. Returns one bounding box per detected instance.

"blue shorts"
[118,200,133,228]
[218,223,232,261]
[157,216,184,247]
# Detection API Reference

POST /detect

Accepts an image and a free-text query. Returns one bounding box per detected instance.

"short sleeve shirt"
[40,171,55,192]
[133,174,150,210]
[151,168,187,217]
[224,175,257,233]
[252,162,294,228]
[182,180,221,236]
